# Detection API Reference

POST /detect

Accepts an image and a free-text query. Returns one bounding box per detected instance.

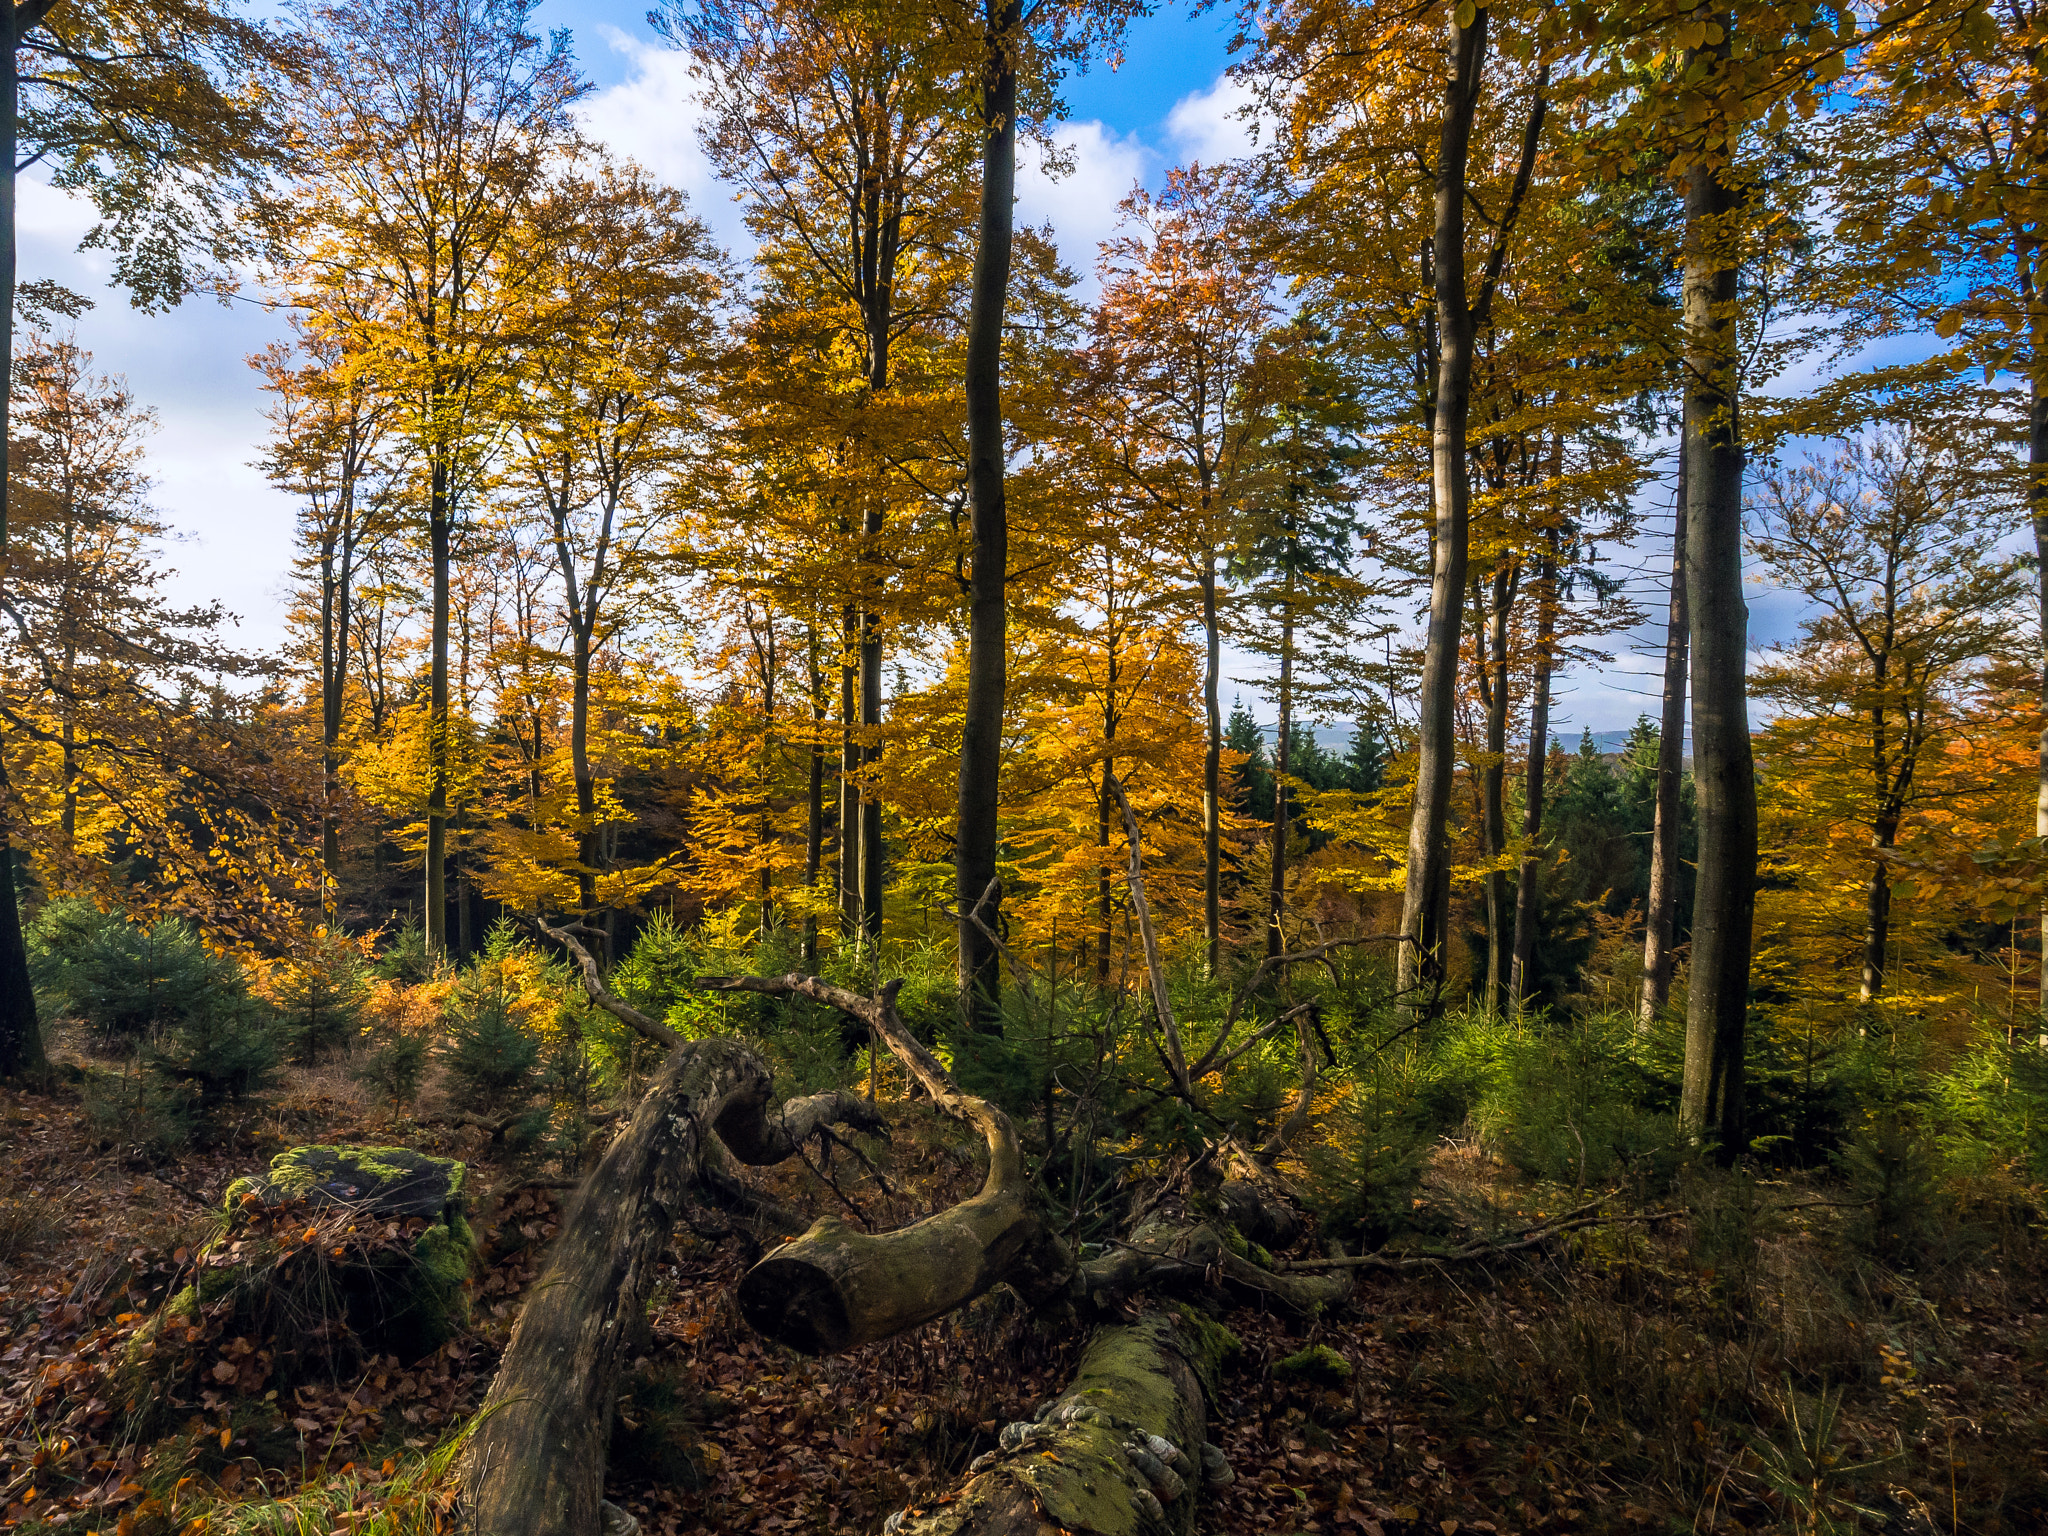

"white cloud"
[1165,75,1262,167]
[1016,120,1153,284]
[574,24,752,258]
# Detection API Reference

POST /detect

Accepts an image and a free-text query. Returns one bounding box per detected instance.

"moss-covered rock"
[225,1144,466,1219]
[1274,1343,1353,1388]
[131,1145,477,1389]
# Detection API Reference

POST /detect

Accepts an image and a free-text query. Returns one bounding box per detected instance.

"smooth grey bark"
[1678,123,1756,1158]
[425,454,452,956]
[1396,10,1489,1018]
[840,605,859,937]
[805,624,825,969]
[1641,444,1689,1025]
[1507,539,1556,1013]
[955,0,1018,1033]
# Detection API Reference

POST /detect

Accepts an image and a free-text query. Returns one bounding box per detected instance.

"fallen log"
[699,974,1073,1353]
[462,1034,881,1536]
[891,1308,1229,1536]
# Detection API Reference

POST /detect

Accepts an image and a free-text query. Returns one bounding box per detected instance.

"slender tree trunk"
[1678,119,1755,1158]
[0,28,43,1078]
[1097,638,1118,986]
[1201,558,1222,975]
[1508,542,1557,1012]
[1397,9,1488,1019]
[1267,568,1295,959]
[1641,444,1689,1025]
[840,607,859,940]
[955,0,1018,1032]
[859,598,883,939]
[426,454,452,958]
[571,624,598,918]
[1862,813,1897,1001]
[805,626,824,971]
[2031,312,2048,1025]
[1480,564,1512,1014]
[758,616,777,933]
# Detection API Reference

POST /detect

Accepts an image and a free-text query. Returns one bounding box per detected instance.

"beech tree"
[275,0,582,959]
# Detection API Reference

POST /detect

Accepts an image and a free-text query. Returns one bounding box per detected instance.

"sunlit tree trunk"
[1679,106,1756,1158]
[1397,8,1488,1020]
[955,0,1018,1032]
[2031,284,2048,1025]
[840,603,860,939]
[1641,445,1688,1025]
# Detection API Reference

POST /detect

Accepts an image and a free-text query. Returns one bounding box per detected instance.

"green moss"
[1274,1344,1353,1388]
[1169,1306,1241,1400]
[240,1145,464,1212]
[1247,1241,1274,1270]
[1222,1224,1250,1259]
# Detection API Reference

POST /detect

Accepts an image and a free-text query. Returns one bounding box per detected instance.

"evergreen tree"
[1226,699,1272,819]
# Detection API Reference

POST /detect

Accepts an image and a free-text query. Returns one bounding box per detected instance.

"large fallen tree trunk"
[891,1309,1228,1536]
[700,973,1073,1353]
[464,1024,882,1536]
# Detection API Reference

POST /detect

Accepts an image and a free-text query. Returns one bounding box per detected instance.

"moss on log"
[891,1311,1214,1536]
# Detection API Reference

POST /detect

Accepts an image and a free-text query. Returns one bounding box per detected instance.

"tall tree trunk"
[1862,813,1896,1001]
[1678,117,1756,1158]
[758,617,777,933]
[426,454,452,958]
[1508,540,1557,1012]
[1479,564,1512,1014]
[805,626,825,970]
[955,0,1018,1033]
[840,607,859,940]
[1097,634,1119,986]
[859,598,883,939]
[0,25,44,1078]
[1201,557,1221,975]
[1267,567,1295,959]
[571,623,598,919]
[1396,8,1487,1020]
[2032,304,2048,1025]
[1641,443,1689,1025]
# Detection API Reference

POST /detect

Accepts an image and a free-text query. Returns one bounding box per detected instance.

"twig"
[1104,772,1192,1102]
[520,911,682,1050]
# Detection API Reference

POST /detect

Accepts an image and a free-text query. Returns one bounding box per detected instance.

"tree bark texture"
[1396,10,1488,1019]
[0,21,45,1078]
[1267,570,1294,960]
[2032,331,2048,1023]
[956,1,1019,1033]
[1641,446,1689,1026]
[464,1038,882,1536]
[1201,559,1222,975]
[426,455,452,956]
[1477,565,1513,1014]
[1508,542,1556,1014]
[1678,127,1756,1158]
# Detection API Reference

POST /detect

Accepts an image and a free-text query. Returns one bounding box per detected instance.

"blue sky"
[21,2,1893,745]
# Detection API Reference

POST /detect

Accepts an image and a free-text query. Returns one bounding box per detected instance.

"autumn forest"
[3,0,2047,1534]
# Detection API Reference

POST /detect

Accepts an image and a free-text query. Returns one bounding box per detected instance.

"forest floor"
[3,1052,2047,1536]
